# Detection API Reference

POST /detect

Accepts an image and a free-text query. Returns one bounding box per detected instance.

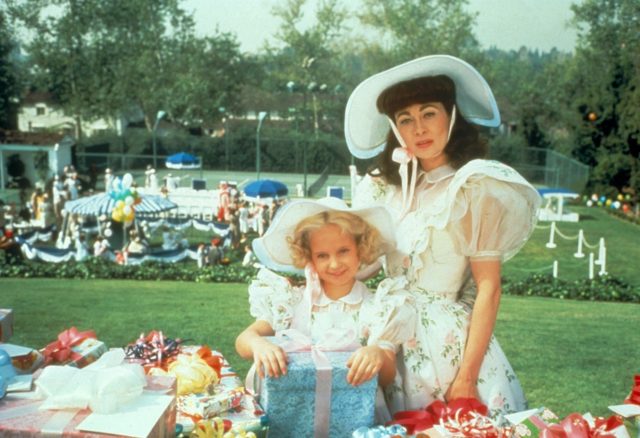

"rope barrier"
[534,223,552,230]
[542,221,608,280]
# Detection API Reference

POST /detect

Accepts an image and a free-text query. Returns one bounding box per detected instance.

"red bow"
[535,412,624,438]
[42,327,96,365]
[389,398,489,434]
[624,374,640,406]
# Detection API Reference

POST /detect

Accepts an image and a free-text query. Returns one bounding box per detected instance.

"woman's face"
[394,102,450,171]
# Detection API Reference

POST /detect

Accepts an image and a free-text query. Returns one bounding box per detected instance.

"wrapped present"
[0,343,44,374]
[256,332,377,438]
[390,398,512,437]
[505,407,630,438]
[178,386,244,421]
[149,345,222,396]
[0,374,176,437]
[41,327,107,368]
[0,308,14,342]
[176,346,266,436]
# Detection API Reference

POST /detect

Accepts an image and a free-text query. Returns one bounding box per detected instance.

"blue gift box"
[259,341,377,438]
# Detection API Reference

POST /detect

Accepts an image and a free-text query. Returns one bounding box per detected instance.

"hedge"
[1,257,638,303]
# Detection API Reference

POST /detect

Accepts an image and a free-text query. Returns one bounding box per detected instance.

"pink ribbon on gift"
[529,412,625,438]
[41,327,97,365]
[276,328,360,438]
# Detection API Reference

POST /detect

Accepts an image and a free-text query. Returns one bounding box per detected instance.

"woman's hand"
[252,337,288,379]
[346,345,386,386]
[445,376,480,402]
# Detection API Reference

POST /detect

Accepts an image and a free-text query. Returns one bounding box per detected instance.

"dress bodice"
[354,159,542,300]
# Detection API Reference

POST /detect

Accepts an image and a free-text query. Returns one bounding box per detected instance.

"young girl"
[235,197,414,390]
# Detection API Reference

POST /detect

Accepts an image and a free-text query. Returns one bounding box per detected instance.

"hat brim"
[252,197,395,273]
[344,55,500,159]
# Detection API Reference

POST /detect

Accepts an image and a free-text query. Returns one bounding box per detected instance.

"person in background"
[196,242,208,269]
[241,244,256,267]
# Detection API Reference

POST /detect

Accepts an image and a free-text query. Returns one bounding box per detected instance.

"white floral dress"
[353,159,541,419]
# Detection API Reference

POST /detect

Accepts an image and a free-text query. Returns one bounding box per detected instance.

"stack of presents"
[1,308,639,437]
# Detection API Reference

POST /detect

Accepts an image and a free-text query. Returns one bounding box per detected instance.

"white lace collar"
[314,280,367,307]
[421,164,456,185]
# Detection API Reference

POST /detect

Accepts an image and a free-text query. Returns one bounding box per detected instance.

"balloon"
[104,228,113,237]
[116,200,125,209]
[123,205,132,216]
[605,199,612,206]
[617,194,624,201]
[622,204,630,213]
[586,200,593,207]
[122,173,133,189]
[112,210,124,222]
[125,196,134,206]
[599,195,606,203]
[591,194,598,201]
[112,178,121,192]
[612,201,621,209]
[588,112,597,121]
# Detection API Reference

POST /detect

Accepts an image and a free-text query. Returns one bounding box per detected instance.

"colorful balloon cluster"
[585,193,633,213]
[109,173,141,223]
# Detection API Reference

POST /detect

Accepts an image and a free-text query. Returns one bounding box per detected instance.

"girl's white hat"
[252,197,395,273]
[344,54,501,159]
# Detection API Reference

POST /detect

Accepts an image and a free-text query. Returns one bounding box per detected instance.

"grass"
[504,205,640,288]
[2,277,639,421]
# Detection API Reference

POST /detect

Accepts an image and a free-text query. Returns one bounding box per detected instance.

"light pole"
[219,107,229,171]
[256,111,268,180]
[152,110,166,169]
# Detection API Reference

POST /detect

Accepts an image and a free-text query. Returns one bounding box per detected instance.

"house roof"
[0,129,71,146]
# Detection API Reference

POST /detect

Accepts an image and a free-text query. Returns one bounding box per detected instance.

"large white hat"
[252,197,395,273]
[344,54,500,159]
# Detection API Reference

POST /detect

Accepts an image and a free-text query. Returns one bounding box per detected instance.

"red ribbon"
[532,412,624,438]
[624,374,640,406]
[389,398,489,434]
[42,327,97,365]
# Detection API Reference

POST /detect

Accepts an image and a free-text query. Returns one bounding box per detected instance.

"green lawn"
[2,278,639,420]
[504,205,640,287]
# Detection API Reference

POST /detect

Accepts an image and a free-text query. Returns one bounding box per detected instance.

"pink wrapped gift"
[0,375,176,437]
[41,327,107,368]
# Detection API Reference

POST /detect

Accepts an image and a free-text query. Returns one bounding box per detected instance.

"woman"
[344,55,541,418]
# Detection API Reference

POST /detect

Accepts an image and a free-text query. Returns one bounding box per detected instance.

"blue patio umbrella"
[244,179,288,198]
[165,152,201,169]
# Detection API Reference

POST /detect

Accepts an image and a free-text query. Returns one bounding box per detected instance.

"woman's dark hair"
[371,75,488,186]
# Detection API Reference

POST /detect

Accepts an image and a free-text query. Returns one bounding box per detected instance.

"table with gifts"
[0,307,638,438]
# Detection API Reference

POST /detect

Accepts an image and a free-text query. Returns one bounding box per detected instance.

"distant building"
[17,91,116,137]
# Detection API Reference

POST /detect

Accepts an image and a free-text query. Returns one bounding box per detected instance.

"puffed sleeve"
[448,175,541,262]
[248,268,304,332]
[359,276,416,353]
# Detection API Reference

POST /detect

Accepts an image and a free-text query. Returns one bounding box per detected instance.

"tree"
[0,9,20,129]
[7,0,248,138]
[357,0,480,69]
[567,0,640,196]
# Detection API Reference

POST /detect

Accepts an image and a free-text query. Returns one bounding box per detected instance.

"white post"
[588,252,594,280]
[598,240,607,276]
[349,164,358,202]
[546,222,557,249]
[595,237,605,265]
[553,260,558,278]
[574,229,585,258]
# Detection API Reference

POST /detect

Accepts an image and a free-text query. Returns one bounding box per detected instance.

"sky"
[183,0,580,54]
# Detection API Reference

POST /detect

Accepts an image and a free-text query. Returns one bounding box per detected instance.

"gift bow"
[42,326,96,365]
[529,412,625,438]
[352,424,407,437]
[624,374,640,406]
[390,398,495,435]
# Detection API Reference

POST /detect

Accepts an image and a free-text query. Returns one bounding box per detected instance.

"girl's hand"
[346,345,385,386]
[445,376,480,402]
[252,338,288,379]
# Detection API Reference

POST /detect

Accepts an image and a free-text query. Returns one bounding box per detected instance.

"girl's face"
[308,223,360,298]
[394,102,451,171]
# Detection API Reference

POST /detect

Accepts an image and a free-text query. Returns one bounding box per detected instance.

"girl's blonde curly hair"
[287,211,384,269]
